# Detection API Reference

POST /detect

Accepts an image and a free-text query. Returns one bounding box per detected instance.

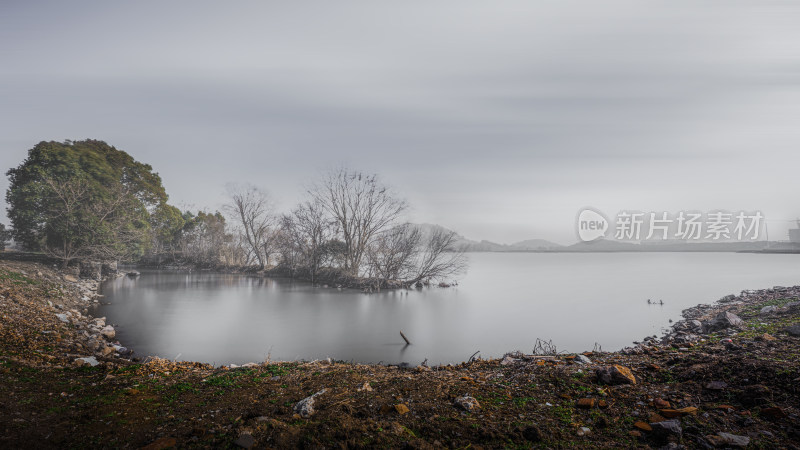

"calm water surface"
[94,253,800,365]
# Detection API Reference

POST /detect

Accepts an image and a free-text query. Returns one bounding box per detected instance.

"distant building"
[790,220,800,243]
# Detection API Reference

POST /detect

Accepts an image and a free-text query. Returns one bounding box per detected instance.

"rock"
[75,356,99,367]
[234,432,255,449]
[650,420,682,439]
[760,406,787,419]
[716,432,750,447]
[522,425,541,442]
[87,337,101,351]
[100,345,115,357]
[101,262,118,276]
[595,365,636,385]
[760,305,778,315]
[654,398,671,409]
[785,324,800,337]
[100,325,116,339]
[758,333,776,341]
[141,437,177,450]
[394,403,410,415]
[576,427,590,437]
[576,398,595,409]
[703,311,744,332]
[705,381,728,390]
[293,389,327,418]
[500,355,515,366]
[660,407,697,418]
[575,354,592,364]
[79,261,102,280]
[55,313,70,323]
[633,421,652,432]
[127,270,141,278]
[64,274,78,283]
[454,396,480,411]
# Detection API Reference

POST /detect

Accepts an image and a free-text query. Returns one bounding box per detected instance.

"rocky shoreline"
[1,258,799,448]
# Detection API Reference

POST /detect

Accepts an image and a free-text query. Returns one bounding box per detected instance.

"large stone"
[703,311,744,332]
[100,325,116,340]
[595,365,636,385]
[293,389,327,418]
[785,324,800,337]
[716,432,750,447]
[454,395,480,411]
[649,419,682,439]
[101,262,118,276]
[75,356,99,367]
[79,261,102,280]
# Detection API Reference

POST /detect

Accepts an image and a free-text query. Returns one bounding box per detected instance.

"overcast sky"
[2,1,800,244]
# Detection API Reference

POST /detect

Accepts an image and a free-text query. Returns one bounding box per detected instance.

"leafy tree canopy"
[6,139,170,262]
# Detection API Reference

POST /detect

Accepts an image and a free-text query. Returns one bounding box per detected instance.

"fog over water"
[95,253,800,365]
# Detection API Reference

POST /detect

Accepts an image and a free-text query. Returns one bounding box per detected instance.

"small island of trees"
[3,139,466,289]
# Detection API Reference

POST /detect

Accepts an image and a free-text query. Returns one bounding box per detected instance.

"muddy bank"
[1,259,799,448]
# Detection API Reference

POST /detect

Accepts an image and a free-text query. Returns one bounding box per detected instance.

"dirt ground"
[1,259,799,449]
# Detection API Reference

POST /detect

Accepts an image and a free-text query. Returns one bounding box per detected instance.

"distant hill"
[409,224,562,252]
[563,239,769,252]
[408,224,773,253]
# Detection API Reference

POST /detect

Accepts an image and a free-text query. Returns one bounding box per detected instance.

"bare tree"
[410,227,467,285]
[279,198,334,283]
[225,184,277,269]
[366,223,421,282]
[309,168,407,276]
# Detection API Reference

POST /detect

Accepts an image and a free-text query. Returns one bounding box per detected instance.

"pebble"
[454,395,480,411]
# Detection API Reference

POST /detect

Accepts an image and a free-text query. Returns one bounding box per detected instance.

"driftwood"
[400,330,411,345]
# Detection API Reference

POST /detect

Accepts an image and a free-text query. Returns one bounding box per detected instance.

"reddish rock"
[142,437,177,450]
[653,398,670,409]
[760,406,787,419]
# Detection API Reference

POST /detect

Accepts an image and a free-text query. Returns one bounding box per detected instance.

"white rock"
[75,356,99,367]
[55,313,69,323]
[100,325,115,339]
[293,389,327,418]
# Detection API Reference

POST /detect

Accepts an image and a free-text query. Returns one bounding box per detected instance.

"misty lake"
[93,252,800,366]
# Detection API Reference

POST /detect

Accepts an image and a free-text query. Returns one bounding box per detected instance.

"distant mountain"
[562,239,768,252]
[510,239,564,251]
[408,224,772,253]
[408,224,563,252]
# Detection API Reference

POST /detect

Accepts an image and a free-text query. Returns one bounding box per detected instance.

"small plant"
[532,338,559,356]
